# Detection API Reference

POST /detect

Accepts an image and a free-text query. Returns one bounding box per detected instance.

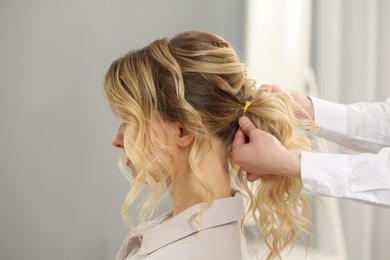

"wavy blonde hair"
[104,31,316,259]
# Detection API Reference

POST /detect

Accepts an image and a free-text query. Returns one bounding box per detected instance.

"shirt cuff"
[349,149,390,191]
[310,96,348,135]
[301,151,350,197]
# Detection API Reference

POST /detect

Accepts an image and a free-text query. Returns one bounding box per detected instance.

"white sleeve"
[310,96,390,153]
[301,148,390,207]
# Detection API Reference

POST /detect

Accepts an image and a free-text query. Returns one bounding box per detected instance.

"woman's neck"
[169,143,232,216]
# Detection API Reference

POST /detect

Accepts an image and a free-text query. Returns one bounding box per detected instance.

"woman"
[104,31,316,259]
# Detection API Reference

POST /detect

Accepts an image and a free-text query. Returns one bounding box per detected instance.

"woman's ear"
[177,125,194,148]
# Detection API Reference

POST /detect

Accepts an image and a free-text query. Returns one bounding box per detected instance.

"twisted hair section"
[236,87,315,259]
[104,31,317,259]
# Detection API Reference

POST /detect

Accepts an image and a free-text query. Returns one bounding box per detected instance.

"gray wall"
[0,1,246,259]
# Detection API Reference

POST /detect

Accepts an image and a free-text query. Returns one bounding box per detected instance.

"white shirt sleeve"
[310,96,390,152]
[301,149,390,207]
[301,97,390,207]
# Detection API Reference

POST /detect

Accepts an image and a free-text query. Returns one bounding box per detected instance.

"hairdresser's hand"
[261,85,314,120]
[231,117,301,181]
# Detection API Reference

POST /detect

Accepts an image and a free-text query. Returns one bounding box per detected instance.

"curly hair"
[104,31,316,259]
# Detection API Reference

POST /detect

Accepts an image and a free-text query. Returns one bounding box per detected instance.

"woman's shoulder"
[118,191,247,259]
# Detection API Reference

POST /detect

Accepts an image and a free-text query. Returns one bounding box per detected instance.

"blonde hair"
[104,31,316,259]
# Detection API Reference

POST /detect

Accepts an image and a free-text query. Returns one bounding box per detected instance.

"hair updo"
[104,31,316,259]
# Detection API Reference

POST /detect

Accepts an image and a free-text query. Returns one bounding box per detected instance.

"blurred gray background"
[1,0,389,260]
[0,0,245,259]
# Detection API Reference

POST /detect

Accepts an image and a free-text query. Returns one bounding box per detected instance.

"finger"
[238,116,257,137]
[232,128,246,148]
[246,172,261,182]
[260,84,282,93]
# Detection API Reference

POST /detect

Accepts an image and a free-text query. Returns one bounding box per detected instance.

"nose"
[112,124,125,148]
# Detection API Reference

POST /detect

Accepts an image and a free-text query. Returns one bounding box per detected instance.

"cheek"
[127,123,176,180]
[148,148,175,179]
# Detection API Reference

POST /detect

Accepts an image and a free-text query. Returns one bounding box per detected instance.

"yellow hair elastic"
[242,101,251,113]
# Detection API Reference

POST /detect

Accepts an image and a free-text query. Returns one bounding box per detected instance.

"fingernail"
[238,116,246,125]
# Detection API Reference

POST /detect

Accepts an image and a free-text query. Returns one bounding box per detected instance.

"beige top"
[115,191,247,260]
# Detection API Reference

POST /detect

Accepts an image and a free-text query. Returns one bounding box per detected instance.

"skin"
[231,86,315,181]
[261,85,314,120]
[112,121,231,216]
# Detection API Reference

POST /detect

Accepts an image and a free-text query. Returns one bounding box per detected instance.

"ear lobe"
[177,126,194,148]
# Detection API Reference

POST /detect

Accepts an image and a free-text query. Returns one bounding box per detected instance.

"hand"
[261,85,315,120]
[231,117,301,181]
